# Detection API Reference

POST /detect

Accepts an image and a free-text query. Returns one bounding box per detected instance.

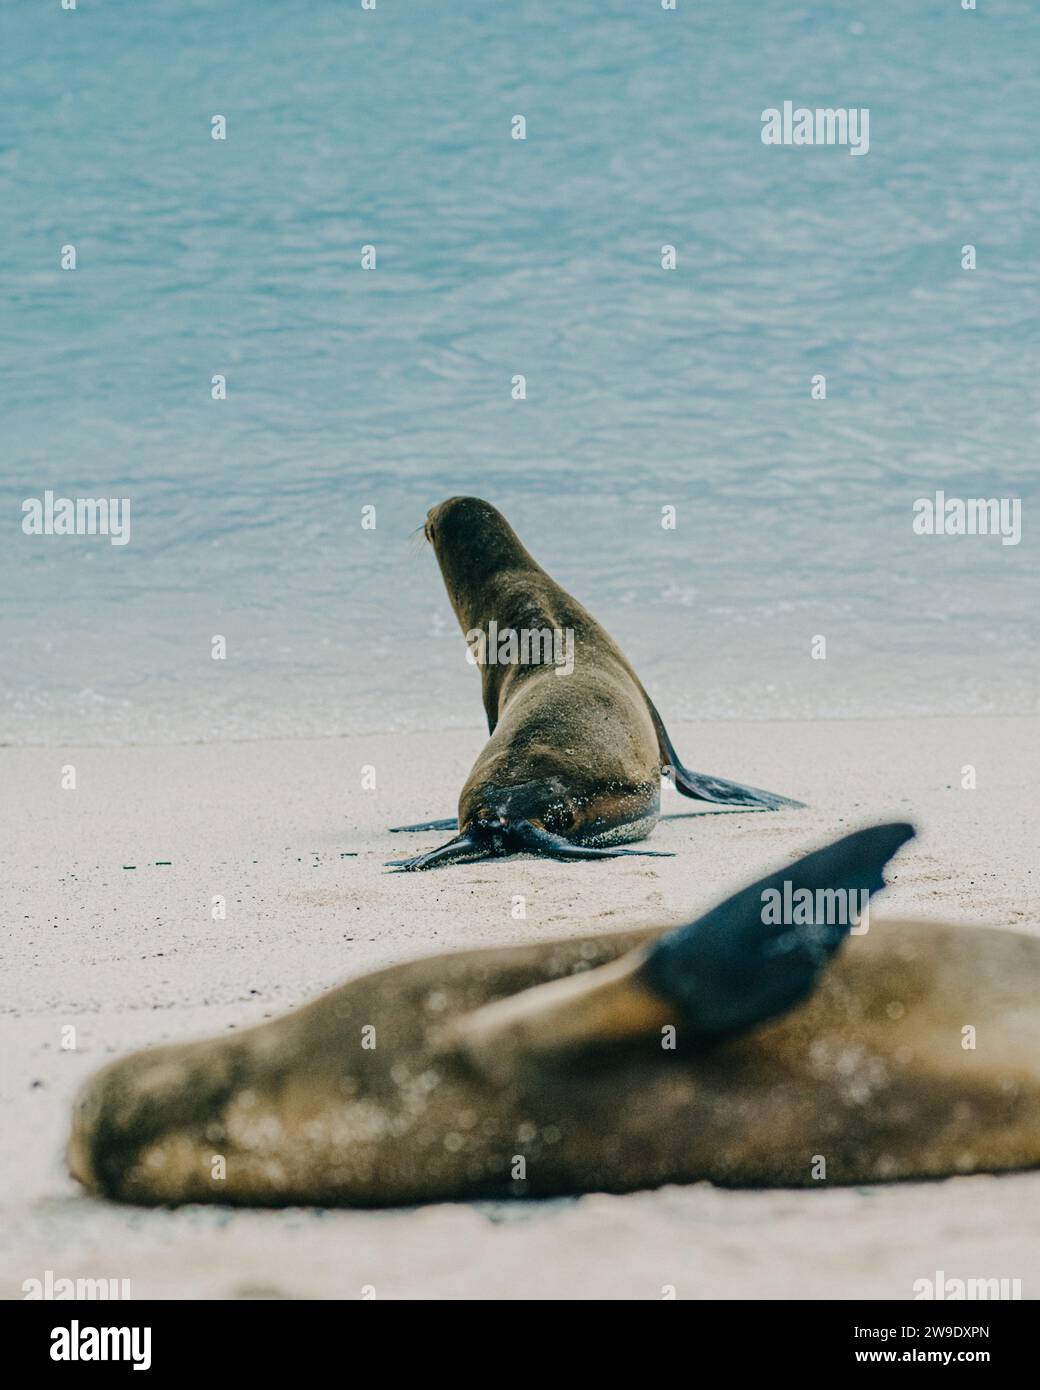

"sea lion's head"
[423,497,536,628]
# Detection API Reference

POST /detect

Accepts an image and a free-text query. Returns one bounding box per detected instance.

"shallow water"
[2,0,1037,743]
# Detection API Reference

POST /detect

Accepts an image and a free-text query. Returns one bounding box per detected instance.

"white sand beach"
[2,715,1038,1300]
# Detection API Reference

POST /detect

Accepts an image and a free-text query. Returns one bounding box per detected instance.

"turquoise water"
[2,0,1037,743]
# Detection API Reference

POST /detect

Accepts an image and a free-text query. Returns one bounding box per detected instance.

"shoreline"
[3,706,1039,753]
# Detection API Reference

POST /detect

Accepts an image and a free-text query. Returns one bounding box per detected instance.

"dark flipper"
[665,764,803,810]
[388,817,459,833]
[385,829,489,871]
[639,822,915,1036]
[386,819,675,871]
[446,822,914,1069]
[509,821,675,861]
[648,698,803,810]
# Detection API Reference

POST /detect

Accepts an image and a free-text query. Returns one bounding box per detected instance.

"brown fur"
[68,917,1040,1207]
[425,496,663,842]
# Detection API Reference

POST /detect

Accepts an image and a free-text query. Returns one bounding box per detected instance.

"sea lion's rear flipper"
[385,829,488,871]
[388,817,459,833]
[647,698,803,810]
[386,820,674,872]
[445,822,914,1073]
[509,821,674,861]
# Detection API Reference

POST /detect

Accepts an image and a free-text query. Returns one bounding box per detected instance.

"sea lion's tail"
[443,822,914,1071]
[386,819,675,870]
[647,698,804,810]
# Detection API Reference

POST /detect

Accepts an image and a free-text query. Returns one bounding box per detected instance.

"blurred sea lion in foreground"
[388,496,801,869]
[68,824,1040,1206]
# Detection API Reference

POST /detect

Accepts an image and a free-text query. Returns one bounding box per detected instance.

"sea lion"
[67,823,1040,1206]
[388,497,801,869]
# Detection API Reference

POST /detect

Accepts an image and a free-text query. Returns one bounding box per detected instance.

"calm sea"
[2,0,1037,743]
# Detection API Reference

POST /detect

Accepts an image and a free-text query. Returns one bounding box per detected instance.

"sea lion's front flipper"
[438,950,669,1079]
[445,822,913,1074]
[388,817,459,833]
[509,821,675,861]
[666,762,804,811]
[385,829,488,871]
[647,698,803,809]
[639,820,914,1033]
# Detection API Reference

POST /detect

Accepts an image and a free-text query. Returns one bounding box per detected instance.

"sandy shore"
[2,716,1038,1300]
